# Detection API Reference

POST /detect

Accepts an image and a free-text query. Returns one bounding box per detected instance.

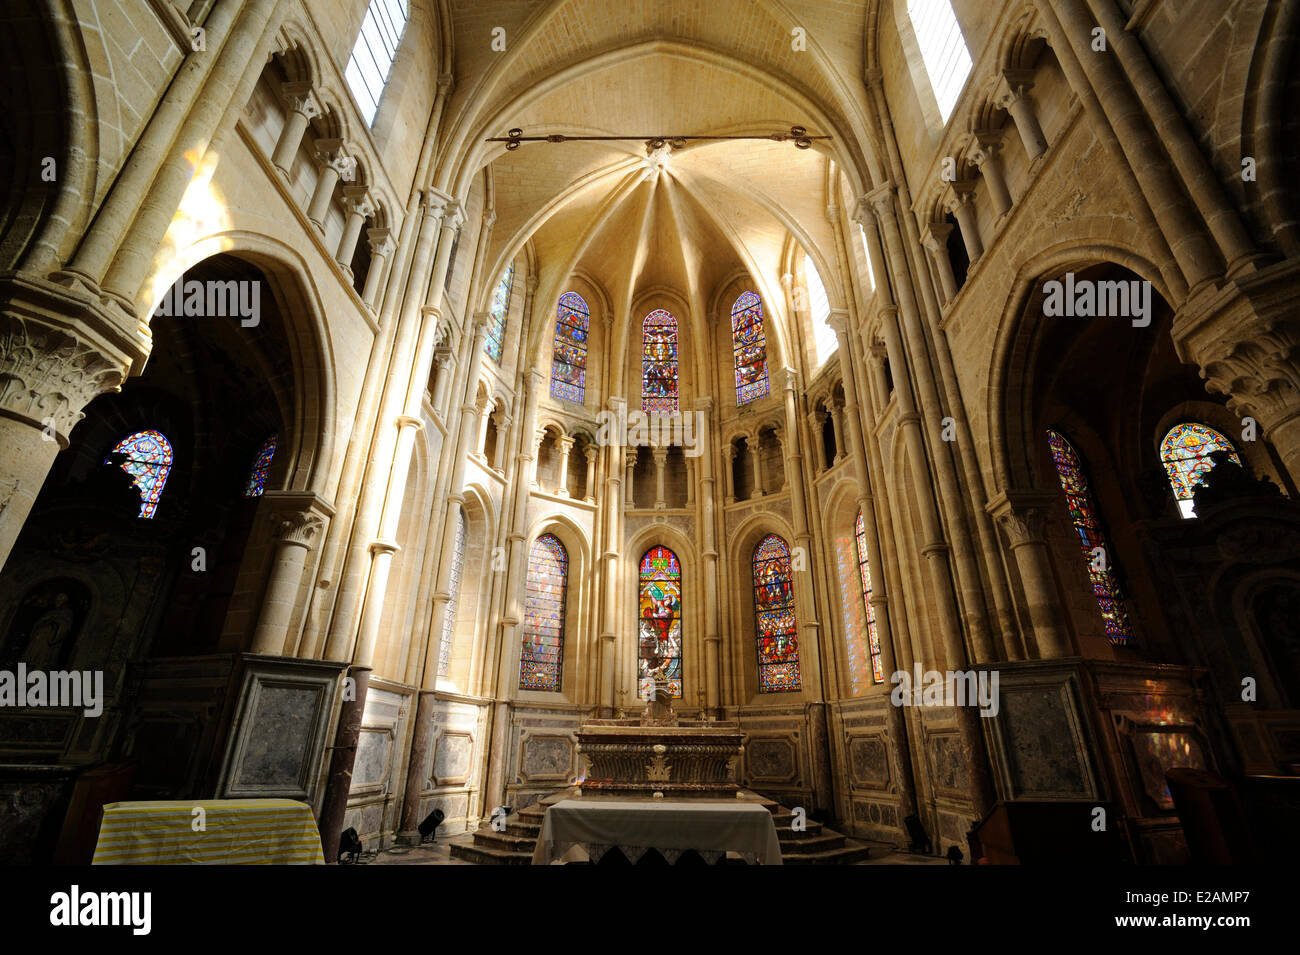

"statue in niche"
[0,578,90,670]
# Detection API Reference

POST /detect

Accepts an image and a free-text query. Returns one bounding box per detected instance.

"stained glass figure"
[1159,423,1241,519]
[1046,430,1134,645]
[731,291,770,405]
[753,534,801,692]
[550,291,590,402]
[242,434,278,498]
[641,309,679,414]
[484,264,513,363]
[107,430,173,519]
[638,545,682,697]
[520,534,567,691]
[437,510,467,676]
[854,511,885,683]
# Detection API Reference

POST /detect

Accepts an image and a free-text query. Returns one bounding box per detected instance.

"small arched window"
[437,509,467,677]
[1046,430,1134,645]
[641,309,679,414]
[904,0,973,124]
[731,291,770,405]
[242,434,278,498]
[854,511,886,684]
[345,0,410,125]
[550,291,590,402]
[520,534,568,691]
[753,535,801,692]
[484,265,513,364]
[1159,423,1242,519]
[107,430,173,519]
[638,545,682,697]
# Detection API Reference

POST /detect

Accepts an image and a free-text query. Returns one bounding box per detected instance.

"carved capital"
[367,227,395,258]
[0,313,128,440]
[263,490,333,549]
[986,489,1058,546]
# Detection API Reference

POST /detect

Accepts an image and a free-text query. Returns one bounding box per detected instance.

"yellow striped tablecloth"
[92,799,325,865]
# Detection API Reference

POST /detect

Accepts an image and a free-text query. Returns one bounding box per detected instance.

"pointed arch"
[753,534,801,692]
[108,430,173,519]
[1046,430,1134,645]
[1159,423,1242,518]
[641,309,679,414]
[731,291,770,404]
[520,533,568,691]
[550,290,590,401]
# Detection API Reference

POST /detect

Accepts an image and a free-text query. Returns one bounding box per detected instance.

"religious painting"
[638,545,682,698]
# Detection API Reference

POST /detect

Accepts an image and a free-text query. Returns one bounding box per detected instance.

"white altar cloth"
[532,799,782,865]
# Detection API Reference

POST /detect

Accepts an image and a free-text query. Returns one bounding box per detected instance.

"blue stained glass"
[855,511,884,683]
[1046,430,1134,645]
[731,291,770,405]
[484,265,513,363]
[520,534,567,691]
[550,291,589,402]
[753,535,800,692]
[1159,422,1240,518]
[107,430,173,519]
[638,545,682,698]
[641,309,679,414]
[242,434,277,498]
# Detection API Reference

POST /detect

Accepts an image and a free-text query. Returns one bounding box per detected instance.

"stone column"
[652,446,668,508]
[361,229,395,310]
[598,398,626,717]
[971,136,1013,218]
[271,84,319,177]
[476,392,495,457]
[0,308,131,570]
[923,223,960,304]
[430,346,455,419]
[696,398,722,714]
[625,451,637,505]
[249,492,331,655]
[723,442,737,504]
[685,457,695,506]
[996,74,1048,159]
[495,414,514,473]
[307,139,349,230]
[748,435,764,496]
[987,491,1071,659]
[828,400,847,464]
[583,446,597,502]
[555,435,574,496]
[946,186,984,263]
[336,189,375,273]
[780,369,820,694]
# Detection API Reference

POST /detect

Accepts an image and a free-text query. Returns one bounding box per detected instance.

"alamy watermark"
[594,406,704,457]
[1042,271,1152,328]
[0,664,104,717]
[890,664,999,718]
[153,276,261,328]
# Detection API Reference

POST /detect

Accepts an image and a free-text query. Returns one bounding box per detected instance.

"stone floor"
[362,833,954,865]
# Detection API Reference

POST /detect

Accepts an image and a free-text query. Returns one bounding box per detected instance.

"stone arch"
[624,524,700,705]
[516,513,593,701]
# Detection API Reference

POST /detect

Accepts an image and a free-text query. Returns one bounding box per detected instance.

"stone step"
[449,842,533,865]
[769,818,826,838]
[506,820,541,837]
[473,830,537,853]
[777,831,845,852]
[782,843,874,865]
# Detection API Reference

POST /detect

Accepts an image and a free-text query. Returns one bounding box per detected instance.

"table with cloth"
[92,798,325,864]
[531,798,783,865]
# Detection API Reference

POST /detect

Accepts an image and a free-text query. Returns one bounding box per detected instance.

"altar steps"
[450,798,874,865]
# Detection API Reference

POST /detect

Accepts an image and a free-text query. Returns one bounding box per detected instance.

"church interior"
[1,0,1299,867]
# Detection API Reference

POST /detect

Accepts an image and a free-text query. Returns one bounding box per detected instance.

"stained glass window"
[484,265,513,363]
[836,535,870,694]
[1046,430,1134,645]
[107,430,173,519]
[906,0,973,123]
[242,434,278,498]
[641,309,679,414]
[731,291,770,405]
[437,510,467,677]
[520,534,567,691]
[344,0,409,126]
[638,545,682,698]
[1159,423,1241,519]
[753,535,801,692]
[550,291,590,402]
[855,511,885,684]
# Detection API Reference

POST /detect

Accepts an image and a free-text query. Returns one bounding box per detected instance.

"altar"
[531,798,782,865]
